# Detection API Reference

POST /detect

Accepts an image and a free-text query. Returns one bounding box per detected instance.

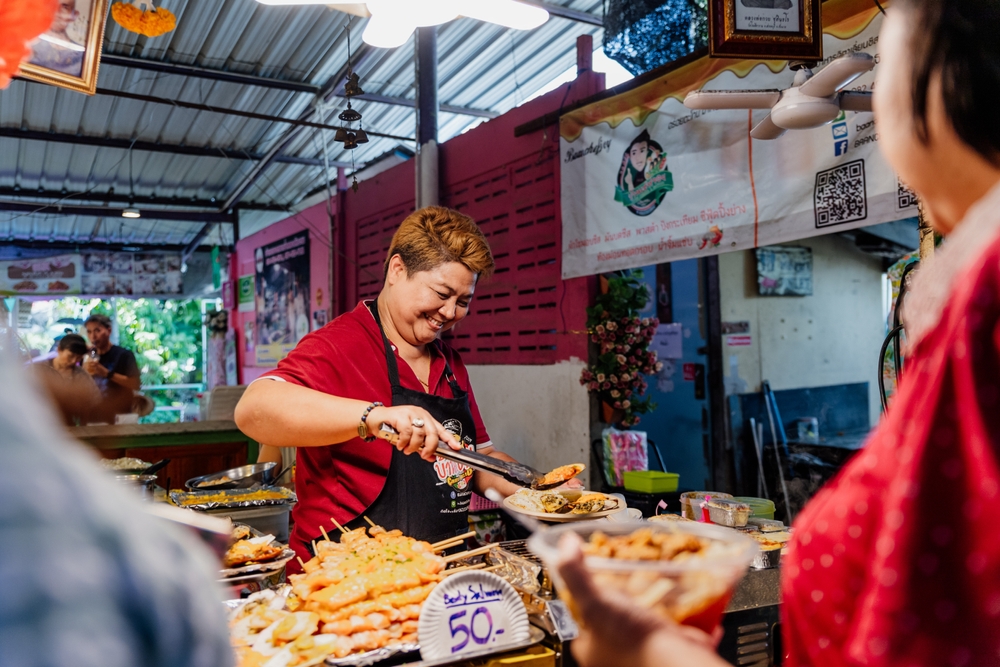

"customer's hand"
[368,405,463,462]
[555,533,729,667]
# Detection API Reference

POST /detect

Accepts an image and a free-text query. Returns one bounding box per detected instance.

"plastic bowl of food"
[528,521,757,634]
[679,491,733,520]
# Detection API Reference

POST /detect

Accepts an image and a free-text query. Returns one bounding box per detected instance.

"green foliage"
[87,299,204,386]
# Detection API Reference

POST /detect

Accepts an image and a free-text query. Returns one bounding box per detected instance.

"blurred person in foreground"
[83,313,141,423]
[0,335,233,667]
[557,1,1000,665]
[34,332,99,425]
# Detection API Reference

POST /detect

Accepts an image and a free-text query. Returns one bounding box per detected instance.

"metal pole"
[415,26,439,208]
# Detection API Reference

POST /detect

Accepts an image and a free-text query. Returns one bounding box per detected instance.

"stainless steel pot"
[114,474,158,501]
[185,462,279,491]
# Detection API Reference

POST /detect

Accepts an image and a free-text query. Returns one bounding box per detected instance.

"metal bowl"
[185,462,278,491]
[114,474,158,501]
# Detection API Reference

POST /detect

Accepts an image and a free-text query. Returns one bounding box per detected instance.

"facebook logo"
[834,139,849,156]
[832,123,848,139]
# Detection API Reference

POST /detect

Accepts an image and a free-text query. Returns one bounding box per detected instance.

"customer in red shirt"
[236,206,524,567]
[553,1,1000,666]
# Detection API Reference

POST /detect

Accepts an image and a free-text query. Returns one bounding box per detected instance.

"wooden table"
[69,420,259,490]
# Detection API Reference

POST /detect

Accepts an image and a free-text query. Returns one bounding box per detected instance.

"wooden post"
[918,201,935,261]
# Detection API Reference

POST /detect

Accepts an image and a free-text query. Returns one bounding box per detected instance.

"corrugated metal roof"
[0,0,603,248]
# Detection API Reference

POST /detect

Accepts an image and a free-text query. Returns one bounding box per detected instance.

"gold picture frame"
[709,0,822,61]
[17,0,109,95]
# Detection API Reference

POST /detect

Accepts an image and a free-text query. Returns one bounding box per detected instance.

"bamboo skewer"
[330,516,348,534]
[296,556,307,570]
[432,538,466,553]
[363,516,377,528]
[320,526,331,541]
[311,540,318,555]
[443,562,488,576]
[442,544,498,563]
[431,530,475,550]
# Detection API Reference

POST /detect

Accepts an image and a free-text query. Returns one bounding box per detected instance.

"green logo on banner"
[238,275,254,303]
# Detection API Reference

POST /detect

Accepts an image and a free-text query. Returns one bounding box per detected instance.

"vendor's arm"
[235,379,461,461]
[471,446,524,498]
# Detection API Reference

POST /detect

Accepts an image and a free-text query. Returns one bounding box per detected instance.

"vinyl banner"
[0,252,183,296]
[254,230,310,366]
[559,0,915,279]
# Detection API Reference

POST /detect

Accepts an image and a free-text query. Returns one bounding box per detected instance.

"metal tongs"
[378,424,564,490]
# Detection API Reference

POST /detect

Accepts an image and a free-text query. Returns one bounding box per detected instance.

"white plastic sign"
[417,571,530,660]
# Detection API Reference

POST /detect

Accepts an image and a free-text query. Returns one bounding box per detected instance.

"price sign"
[417,571,530,660]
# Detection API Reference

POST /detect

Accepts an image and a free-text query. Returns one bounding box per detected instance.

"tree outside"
[16,297,209,422]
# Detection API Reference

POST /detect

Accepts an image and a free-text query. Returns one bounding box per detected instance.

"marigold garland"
[0,0,59,88]
[111,2,176,37]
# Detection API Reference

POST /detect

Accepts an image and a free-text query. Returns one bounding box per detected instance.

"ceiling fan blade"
[684,90,782,110]
[750,113,786,140]
[799,53,875,98]
[839,90,873,112]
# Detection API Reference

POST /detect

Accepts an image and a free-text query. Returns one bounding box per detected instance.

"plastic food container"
[679,491,733,520]
[705,499,752,527]
[528,521,757,634]
[732,497,776,520]
[623,471,679,494]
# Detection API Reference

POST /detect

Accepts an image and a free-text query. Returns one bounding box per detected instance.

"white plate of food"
[502,488,624,522]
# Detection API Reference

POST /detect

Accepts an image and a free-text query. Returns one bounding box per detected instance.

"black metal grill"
[498,539,542,564]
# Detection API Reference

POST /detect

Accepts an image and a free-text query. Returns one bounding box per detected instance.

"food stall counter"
[70,420,259,491]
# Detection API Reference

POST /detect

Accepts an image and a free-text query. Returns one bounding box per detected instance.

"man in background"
[83,313,141,423]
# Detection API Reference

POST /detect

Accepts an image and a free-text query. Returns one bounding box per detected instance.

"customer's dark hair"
[84,313,112,330]
[901,0,1000,165]
[57,333,88,355]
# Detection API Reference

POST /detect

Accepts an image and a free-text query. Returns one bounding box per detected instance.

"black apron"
[338,300,478,545]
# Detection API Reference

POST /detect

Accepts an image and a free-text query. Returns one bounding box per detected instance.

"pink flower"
[622,399,631,409]
[655,362,663,372]
[596,324,605,334]
[610,374,618,383]
[611,389,621,398]
[622,344,631,353]
[641,317,650,326]
[613,401,622,409]
[620,372,630,382]
[589,381,599,390]
[596,373,606,382]
[602,381,611,390]
[616,354,626,364]
[606,321,617,331]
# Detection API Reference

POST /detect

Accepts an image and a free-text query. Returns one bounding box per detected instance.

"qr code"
[896,178,918,211]
[814,159,867,228]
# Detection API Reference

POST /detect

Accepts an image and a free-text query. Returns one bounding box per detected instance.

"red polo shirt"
[260,301,491,560]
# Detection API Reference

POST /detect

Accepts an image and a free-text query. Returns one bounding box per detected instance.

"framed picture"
[18,0,109,95]
[709,0,822,61]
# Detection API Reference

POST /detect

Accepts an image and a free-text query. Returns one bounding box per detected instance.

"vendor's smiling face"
[385,256,477,345]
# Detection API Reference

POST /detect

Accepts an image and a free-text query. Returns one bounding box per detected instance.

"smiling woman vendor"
[235,206,524,568]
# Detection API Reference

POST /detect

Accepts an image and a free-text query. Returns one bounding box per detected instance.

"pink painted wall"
[233,205,332,383]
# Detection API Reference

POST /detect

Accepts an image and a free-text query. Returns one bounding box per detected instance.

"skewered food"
[231,524,449,667]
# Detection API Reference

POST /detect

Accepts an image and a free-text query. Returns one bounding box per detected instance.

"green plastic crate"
[623,471,679,494]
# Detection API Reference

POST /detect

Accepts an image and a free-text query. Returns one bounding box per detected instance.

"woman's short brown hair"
[384,206,494,280]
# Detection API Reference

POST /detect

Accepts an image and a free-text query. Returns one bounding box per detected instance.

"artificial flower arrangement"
[111,1,176,37]
[579,270,662,427]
